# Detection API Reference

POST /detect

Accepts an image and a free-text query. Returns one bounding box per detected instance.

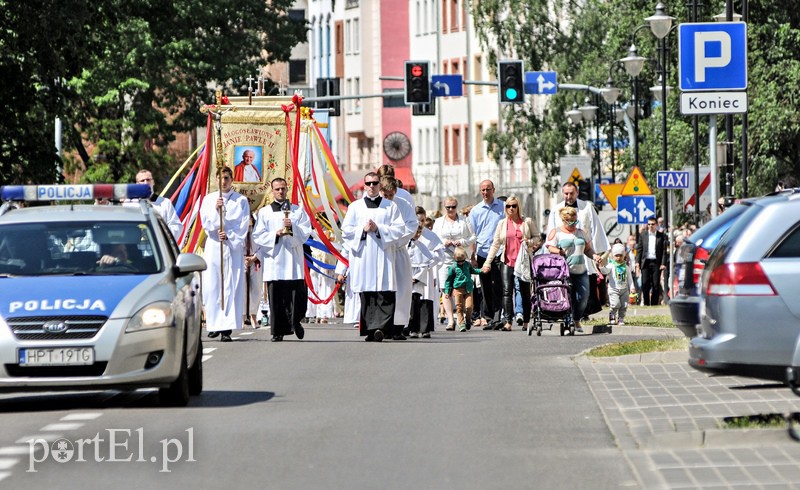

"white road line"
[203,347,217,354]
[0,459,19,470]
[0,446,34,456]
[61,413,103,421]
[201,355,213,363]
[15,434,62,444]
[40,422,83,431]
[239,332,254,336]
[0,471,10,482]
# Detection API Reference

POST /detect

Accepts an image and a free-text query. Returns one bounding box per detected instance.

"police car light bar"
[0,184,152,202]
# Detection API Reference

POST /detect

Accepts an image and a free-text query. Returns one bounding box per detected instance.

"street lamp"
[565,102,583,125]
[620,44,646,170]
[645,2,676,235]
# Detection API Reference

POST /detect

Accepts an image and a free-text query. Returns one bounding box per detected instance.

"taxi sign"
[0,184,152,202]
[620,167,653,195]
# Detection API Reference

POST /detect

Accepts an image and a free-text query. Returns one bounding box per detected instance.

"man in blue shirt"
[468,179,505,330]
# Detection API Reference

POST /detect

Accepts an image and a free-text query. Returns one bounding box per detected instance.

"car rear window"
[770,224,800,258]
[692,203,751,250]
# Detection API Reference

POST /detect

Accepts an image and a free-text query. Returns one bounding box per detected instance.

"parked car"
[688,190,800,396]
[669,202,754,336]
[0,184,206,406]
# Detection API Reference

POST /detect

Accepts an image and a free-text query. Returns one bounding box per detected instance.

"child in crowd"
[408,215,445,338]
[442,247,482,332]
[600,243,635,327]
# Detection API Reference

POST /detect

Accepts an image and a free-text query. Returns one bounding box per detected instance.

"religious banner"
[209,95,298,213]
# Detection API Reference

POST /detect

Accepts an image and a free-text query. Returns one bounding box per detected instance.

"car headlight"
[126,302,175,332]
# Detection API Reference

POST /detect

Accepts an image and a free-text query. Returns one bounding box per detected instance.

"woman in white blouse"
[432,196,475,330]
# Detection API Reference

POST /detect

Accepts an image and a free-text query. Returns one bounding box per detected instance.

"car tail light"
[706,262,777,296]
[692,247,710,286]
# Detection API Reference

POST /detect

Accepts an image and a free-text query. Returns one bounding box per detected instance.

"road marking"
[40,422,83,431]
[201,355,213,363]
[0,446,34,456]
[15,434,62,444]
[0,459,18,470]
[203,347,217,354]
[239,332,254,336]
[0,471,10,483]
[61,412,102,421]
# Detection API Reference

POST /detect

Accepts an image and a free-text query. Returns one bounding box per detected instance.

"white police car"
[0,184,206,406]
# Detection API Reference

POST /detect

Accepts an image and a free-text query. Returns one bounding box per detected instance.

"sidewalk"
[577,345,800,488]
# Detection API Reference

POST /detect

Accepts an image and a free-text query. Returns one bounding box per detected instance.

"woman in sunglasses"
[545,206,602,333]
[481,195,541,332]
[432,197,474,330]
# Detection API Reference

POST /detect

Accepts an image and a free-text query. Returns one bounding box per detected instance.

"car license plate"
[18,347,95,366]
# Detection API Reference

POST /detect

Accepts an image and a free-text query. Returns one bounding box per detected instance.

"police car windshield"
[0,222,161,276]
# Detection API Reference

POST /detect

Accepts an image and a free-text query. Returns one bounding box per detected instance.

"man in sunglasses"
[546,181,610,322]
[468,179,505,330]
[340,172,407,341]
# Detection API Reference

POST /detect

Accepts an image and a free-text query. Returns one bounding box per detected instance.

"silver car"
[689,190,800,396]
[0,184,206,406]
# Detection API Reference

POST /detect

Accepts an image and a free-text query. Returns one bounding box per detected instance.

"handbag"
[513,243,531,282]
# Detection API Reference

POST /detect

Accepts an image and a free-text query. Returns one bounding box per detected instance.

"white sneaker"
[515,313,524,326]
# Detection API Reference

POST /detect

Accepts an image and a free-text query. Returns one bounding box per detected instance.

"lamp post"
[645,2,675,232]
[620,44,646,170]
[579,96,600,185]
[601,78,621,182]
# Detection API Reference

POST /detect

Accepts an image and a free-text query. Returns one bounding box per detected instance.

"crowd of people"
[181,165,698,342]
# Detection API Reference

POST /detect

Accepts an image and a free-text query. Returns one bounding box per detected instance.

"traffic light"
[498,60,525,103]
[404,61,431,105]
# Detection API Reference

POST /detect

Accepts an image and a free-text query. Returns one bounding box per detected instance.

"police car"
[0,184,206,406]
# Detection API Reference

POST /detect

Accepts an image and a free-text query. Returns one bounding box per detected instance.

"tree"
[0,0,306,186]
[471,0,800,200]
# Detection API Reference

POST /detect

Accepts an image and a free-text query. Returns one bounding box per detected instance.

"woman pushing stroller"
[545,207,603,333]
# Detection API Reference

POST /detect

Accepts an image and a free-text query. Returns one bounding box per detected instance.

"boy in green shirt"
[443,247,482,332]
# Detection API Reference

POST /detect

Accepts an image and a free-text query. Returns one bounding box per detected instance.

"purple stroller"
[528,253,575,336]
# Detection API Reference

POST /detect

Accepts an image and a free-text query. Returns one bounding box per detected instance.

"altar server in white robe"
[253,178,312,342]
[199,167,251,342]
[378,176,418,340]
[335,245,360,327]
[407,207,445,338]
[341,171,406,341]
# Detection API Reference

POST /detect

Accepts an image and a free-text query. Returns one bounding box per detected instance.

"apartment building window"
[463,124,469,164]
[289,9,305,22]
[452,126,461,164]
[354,77,361,113]
[346,0,359,8]
[289,60,307,84]
[488,67,497,93]
[336,23,343,55]
[473,54,483,93]
[462,0,467,29]
[345,20,351,54]
[353,18,360,53]
[441,0,447,32]
[429,0,436,34]
[451,59,459,75]
[443,127,450,165]
[450,0,458,31]
[475,123,484,162]
[489,121,498,158]
[346,78,353,114]
[415,1,421,36]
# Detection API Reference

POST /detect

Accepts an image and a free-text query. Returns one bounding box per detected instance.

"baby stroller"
[528,253,575,336]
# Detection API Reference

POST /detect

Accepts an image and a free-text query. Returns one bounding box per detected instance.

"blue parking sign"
[679,22,747,91]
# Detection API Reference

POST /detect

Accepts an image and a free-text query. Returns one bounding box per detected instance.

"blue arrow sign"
[679,22,747,91]
[431,75,463,97]
[656,171,691,189]
[617,195,656,224]
[524,71,557,95]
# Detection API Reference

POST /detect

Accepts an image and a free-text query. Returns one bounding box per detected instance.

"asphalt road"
[0,321,668,488]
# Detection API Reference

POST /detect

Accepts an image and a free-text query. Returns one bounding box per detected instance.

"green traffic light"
[505,88,518,100]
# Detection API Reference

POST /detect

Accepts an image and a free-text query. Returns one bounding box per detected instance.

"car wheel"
[188,338,203,396]
[159,335,190,407]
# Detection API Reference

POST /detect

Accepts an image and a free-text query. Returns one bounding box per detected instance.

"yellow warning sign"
[620,166,653,196]
[599,183,625,210]
[568,168,583,185]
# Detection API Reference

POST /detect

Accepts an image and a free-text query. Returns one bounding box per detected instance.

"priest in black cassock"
[341,172,407,341]
[253,178,312,342]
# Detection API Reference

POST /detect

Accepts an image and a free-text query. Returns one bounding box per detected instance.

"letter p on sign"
[694,31,731,82]
[679,22,747,91]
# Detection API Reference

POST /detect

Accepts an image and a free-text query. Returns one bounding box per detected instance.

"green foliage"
[471,0,800,199]
[0,0,306,185]
[586,337,688,357]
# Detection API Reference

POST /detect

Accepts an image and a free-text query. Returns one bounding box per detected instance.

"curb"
[642,427,794,449]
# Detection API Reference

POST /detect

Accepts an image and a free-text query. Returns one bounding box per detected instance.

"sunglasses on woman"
[505,204,517,209]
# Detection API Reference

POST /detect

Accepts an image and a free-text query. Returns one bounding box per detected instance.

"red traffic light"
[411,65,423,77]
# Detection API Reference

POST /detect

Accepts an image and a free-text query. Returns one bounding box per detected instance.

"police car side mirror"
[173,253,207,276]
